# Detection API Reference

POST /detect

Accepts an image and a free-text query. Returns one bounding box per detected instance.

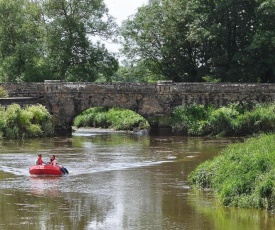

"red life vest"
[36,157,43,165]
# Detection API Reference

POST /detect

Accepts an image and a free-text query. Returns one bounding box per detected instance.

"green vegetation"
[0,104,53,138]
[0,0,274,83]
[0,86,8,97]
[170,102,275,136]
[188,133,275,211]
[74,103,275,136]
[121,0,275,83]
[0,0,118,82]
[73,107,150,131]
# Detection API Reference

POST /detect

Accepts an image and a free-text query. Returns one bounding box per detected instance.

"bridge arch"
[43,82,167,135]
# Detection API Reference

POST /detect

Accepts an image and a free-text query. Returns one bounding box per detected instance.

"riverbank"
[188,133,275,212]
[73,103,275,137]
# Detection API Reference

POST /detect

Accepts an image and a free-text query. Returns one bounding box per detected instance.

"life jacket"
[36,157,43,165]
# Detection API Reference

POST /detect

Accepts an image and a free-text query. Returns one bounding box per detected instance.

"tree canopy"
[0,0,274,83]
[120,0,275,82]
[0,0,119,82]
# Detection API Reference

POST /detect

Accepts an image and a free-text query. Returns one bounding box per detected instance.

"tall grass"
[74,107,150,131]
[0,104,53,138]
[74,107,109,128]
[171,104,213,135]
[188,133,275,211]
[171,102,275,136]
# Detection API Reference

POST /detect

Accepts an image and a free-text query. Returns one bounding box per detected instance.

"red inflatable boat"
[29,165,64,176]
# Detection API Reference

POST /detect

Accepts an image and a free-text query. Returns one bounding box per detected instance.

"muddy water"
[0,132,274,230]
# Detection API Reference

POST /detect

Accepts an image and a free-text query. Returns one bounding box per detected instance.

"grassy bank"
[170,102,275,136]
[73,107,150,131]
[74,102,275,137]
[188,133,275,211]
[0,104,54,138]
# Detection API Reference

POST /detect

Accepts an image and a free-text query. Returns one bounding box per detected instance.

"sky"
[104,0,148,25]
[103,0,148,53]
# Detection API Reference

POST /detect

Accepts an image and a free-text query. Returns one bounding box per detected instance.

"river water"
[0,131,274,230]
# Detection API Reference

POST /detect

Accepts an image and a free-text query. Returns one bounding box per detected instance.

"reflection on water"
[29,177,61,197]
[0,133,274,229]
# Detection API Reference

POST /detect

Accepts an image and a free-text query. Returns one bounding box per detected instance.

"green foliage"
[208,107,240,136]
[42,0,119,82]
[0,0,49,82]
[0,0,118,82]
[0,107,6,129]
[239,103,275,135]
[121,0,275,83]
[106,108,149,131]
[121,0,199,82]
[26,124,42,136]
[74,107,150,131]
[74,107,109,128]
[188,133,275,211]
[171,102,275,137]
[112,62,165,83]
[202,76,221,83]
[0,86,8,97]
[171,104,213,135]
[0,104,53,138]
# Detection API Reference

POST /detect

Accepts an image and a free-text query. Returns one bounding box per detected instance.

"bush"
[0,104,53,138]
[171,104,213,135]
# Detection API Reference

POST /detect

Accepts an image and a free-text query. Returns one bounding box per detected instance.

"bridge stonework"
[0,81,275,135]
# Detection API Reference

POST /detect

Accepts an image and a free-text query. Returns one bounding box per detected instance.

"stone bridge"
[0,81,275,135]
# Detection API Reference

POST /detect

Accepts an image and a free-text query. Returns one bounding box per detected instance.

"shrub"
[171,104,212,135]
[26,124,43,137]
[26,104,51,123]
[0,104,53,138]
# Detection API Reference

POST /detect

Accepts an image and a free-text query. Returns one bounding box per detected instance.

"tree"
[121,0,199,82]
[0,0,119,82]
[0,0,48,82]
[249,0,275,82]
[43,0,119,81]
[113,60,164,83]
[187,0,275,82]
[121,0,275,83]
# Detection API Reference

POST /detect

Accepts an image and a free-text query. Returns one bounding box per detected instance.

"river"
[0,130,274,230]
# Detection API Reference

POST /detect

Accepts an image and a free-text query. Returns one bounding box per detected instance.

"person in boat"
[36,154,48,165]
[49,155,69,174]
